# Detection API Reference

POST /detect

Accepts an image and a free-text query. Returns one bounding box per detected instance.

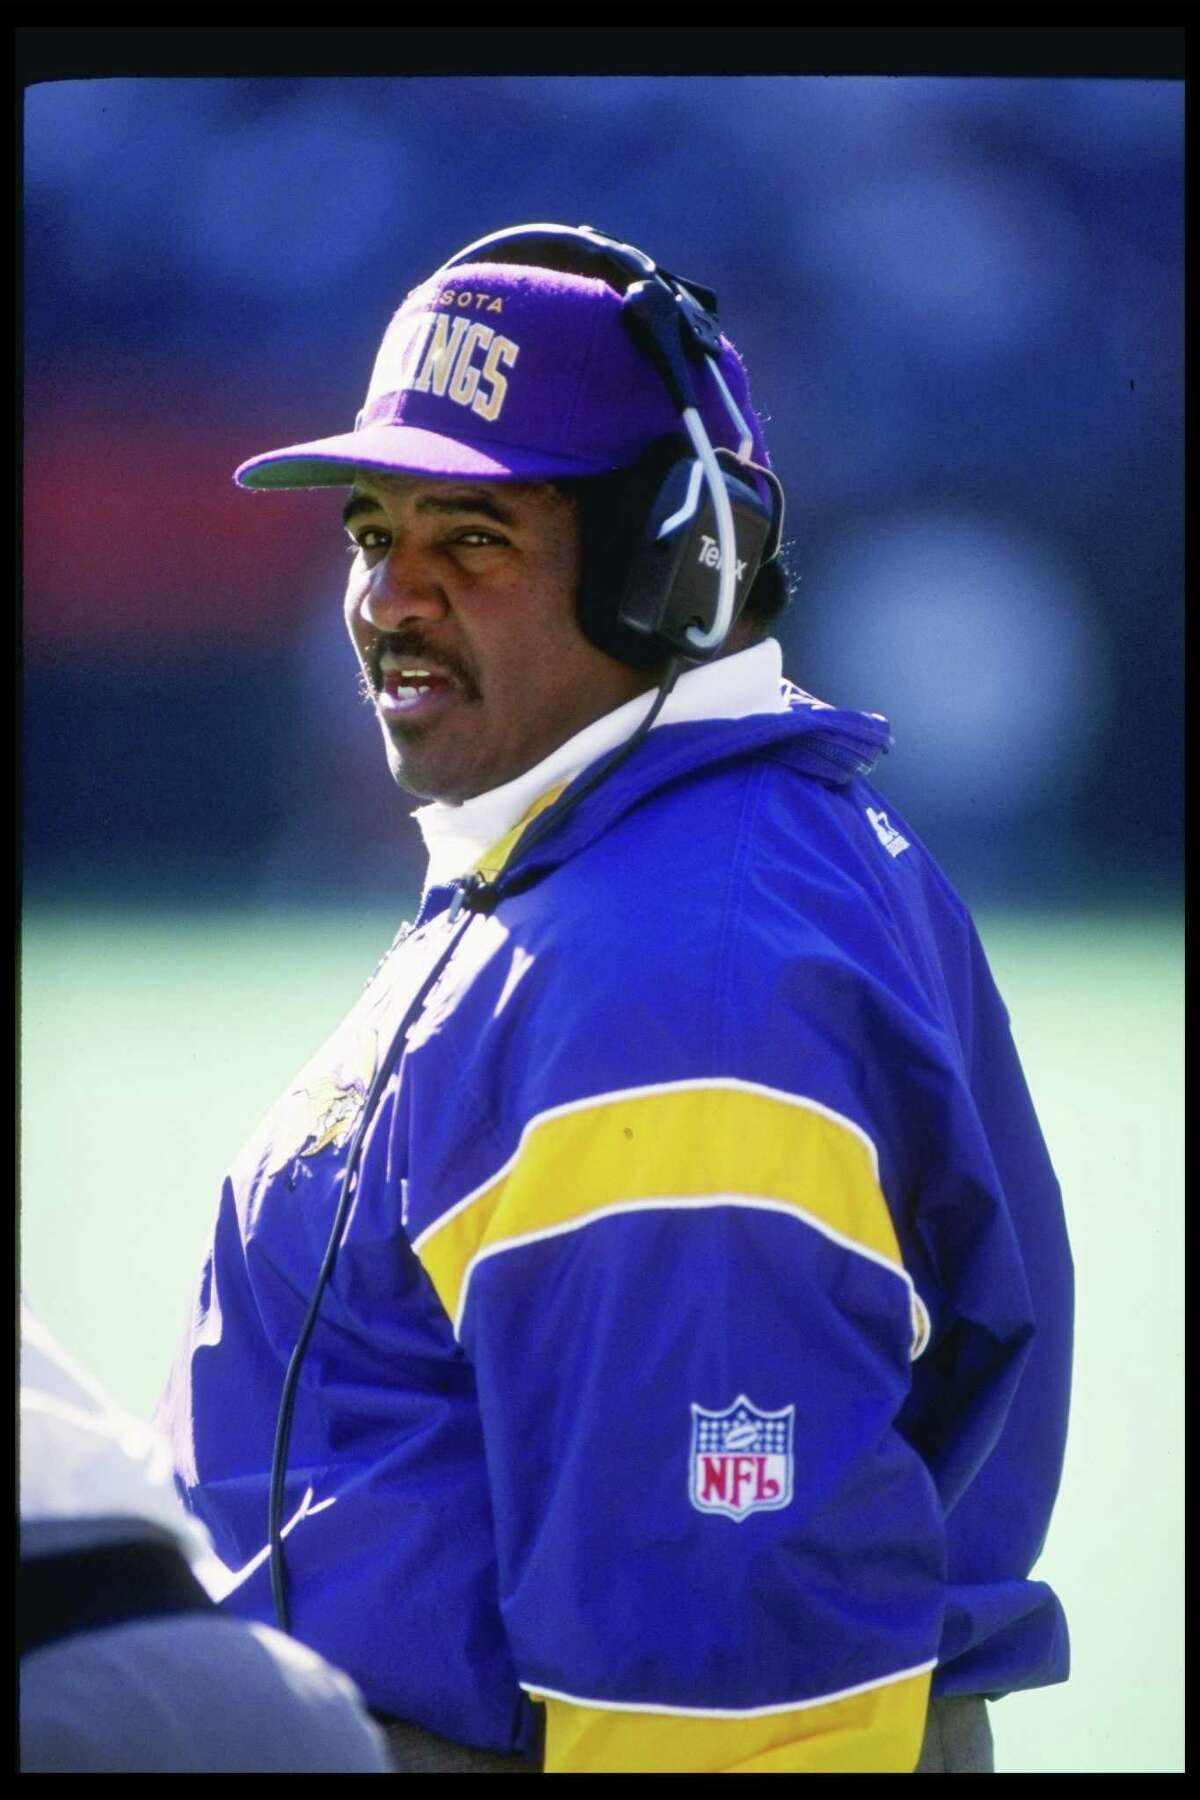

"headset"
[437,223,784,671]
[268,227,785,1635]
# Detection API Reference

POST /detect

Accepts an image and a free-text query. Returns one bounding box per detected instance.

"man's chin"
[378,697,486,804]
[386,745,473,806]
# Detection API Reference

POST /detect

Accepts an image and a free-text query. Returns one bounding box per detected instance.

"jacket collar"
[415,638,790,892]
[423,689,892,920]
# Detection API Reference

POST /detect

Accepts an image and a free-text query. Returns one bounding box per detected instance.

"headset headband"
[440,221,720,316]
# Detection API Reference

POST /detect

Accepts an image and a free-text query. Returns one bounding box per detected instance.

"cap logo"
[374,310,520,426]
[436,288,505,313]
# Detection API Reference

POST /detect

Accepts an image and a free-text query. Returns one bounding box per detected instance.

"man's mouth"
[376,648,471,721]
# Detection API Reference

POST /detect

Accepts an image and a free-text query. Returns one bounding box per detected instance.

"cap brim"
[234,422,618,490]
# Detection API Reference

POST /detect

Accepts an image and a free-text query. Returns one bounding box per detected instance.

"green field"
[19,907,1183,1774]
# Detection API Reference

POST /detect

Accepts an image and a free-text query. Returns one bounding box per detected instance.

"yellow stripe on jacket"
[528,1665,933,1773]
[413,1079,928,1352]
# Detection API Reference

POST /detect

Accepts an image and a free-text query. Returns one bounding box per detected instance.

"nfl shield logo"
[689,1396,795,1522]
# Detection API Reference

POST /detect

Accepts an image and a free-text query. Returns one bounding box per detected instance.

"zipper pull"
[449,873,495,922]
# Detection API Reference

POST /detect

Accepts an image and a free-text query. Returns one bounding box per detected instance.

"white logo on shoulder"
[690,1396,795,1522]
[867,806,911,858]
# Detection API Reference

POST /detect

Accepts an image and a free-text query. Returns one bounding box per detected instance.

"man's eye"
[346,528,389,556]
[454,530,504,547]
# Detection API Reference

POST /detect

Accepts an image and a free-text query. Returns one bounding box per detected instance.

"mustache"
[361,630,479,701]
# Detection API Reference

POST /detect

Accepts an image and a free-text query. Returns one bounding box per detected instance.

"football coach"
[158,224,1073,1774]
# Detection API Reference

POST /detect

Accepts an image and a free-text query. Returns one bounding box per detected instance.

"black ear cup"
[571,439,777,670]
[615,459,774,663]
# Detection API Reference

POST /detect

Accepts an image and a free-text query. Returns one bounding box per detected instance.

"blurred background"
[22,75,1182,1773]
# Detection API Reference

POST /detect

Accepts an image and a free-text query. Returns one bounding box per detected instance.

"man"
[157,226,1073,1773]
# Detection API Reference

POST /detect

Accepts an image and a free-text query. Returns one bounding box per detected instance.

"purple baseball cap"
[234,260,772,490]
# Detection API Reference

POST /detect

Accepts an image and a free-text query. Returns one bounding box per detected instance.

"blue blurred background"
[23,75,1183,908]
[21,77,1183,1775]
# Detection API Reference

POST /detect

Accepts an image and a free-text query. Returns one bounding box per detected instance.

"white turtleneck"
[414,637,789,891]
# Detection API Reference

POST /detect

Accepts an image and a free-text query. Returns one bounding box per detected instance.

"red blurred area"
[24,371,344,650]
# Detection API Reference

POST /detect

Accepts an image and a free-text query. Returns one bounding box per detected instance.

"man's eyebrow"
[342,493,381,530]
[417,491,519,525]
[341,488,518,530]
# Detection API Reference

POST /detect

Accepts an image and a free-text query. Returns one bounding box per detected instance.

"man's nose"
[357,542,449,631]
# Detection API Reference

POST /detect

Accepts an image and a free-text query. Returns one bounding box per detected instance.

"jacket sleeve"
[409,955,947,1772]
